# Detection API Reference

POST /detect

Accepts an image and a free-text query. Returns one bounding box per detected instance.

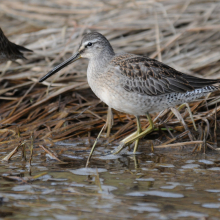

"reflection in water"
[0,141,220,219]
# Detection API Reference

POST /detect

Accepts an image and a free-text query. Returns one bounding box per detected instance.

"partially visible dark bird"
[0,28,32,64]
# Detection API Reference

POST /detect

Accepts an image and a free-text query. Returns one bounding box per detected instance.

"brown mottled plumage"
[0,28,32,63]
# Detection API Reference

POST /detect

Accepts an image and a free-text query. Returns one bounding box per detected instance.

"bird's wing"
[110,55,218,96]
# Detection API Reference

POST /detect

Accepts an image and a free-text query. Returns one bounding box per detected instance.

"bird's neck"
[88,50,115,74]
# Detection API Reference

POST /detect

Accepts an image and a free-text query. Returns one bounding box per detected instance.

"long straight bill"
[39,52,81,82]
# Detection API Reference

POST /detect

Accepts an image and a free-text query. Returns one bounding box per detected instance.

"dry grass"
[1,0,220,155]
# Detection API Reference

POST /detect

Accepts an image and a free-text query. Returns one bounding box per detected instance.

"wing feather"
[111,55,218,96]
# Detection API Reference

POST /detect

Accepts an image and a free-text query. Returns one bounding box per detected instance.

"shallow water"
[1,141,220,220]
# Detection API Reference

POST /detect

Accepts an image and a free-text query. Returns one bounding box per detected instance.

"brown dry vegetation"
[1,0,220,157]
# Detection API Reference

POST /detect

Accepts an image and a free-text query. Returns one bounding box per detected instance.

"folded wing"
[113,56,218,96]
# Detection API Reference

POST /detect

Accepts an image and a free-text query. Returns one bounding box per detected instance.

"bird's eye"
[87,42,92,46]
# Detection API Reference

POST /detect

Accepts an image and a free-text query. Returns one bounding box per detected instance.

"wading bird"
[39,32,219,163]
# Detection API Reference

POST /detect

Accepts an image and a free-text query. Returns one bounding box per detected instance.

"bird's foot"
[111,141,126,155]
[110,130,140,155]
[110,137,140,155]
[110,118,155,155]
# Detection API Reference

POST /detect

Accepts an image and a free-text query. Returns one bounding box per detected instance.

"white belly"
[89,78,149,116]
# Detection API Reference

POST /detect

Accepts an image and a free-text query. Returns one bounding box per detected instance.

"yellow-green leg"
[111,130,138,154]
[112,113,154,154]
[124,113,155,146]
[133,116,142,153]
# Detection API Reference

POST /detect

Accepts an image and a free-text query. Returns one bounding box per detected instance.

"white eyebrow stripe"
[83,39,98,45]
